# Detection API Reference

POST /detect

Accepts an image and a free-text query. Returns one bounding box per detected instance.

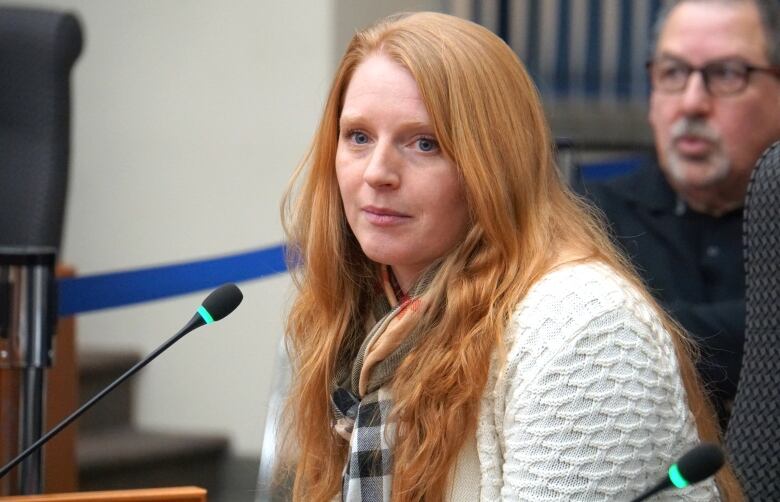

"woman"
[280,11,741,501]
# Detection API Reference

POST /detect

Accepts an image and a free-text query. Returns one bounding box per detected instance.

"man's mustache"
[670,118,720,143]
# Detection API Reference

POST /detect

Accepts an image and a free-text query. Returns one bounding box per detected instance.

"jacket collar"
[615,157,681,214]
[616,158,746,218]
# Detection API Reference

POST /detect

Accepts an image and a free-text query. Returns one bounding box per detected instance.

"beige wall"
[2,0,332,457]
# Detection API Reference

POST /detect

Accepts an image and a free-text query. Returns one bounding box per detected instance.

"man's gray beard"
[665,145,731,190]
[665,118,731,189]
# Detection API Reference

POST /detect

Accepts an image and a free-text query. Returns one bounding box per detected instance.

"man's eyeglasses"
[646,57,780,96]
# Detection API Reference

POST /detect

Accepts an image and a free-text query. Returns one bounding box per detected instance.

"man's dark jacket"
[576,159,745,426]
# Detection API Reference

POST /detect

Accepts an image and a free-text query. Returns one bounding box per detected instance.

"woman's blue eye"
[351,132,369,144]
[417,137,437,152]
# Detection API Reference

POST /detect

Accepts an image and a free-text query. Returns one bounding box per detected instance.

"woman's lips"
[362,206,411,226]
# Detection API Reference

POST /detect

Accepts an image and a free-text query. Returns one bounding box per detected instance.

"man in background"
[579,0,780,427]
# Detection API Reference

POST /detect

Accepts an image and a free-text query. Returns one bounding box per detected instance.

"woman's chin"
[359,244,412,268]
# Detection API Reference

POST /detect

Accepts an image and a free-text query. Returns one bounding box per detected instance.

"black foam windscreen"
[201,283,243,321]
[727,141,780,498]
[676,443,724,484]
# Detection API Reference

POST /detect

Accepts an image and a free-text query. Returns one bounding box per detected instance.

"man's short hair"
[649,0,780,66]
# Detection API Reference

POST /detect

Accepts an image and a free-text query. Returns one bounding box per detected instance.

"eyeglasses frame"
[645,57,780,96]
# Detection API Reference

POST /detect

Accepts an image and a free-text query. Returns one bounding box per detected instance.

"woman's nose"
[363,140,401,189]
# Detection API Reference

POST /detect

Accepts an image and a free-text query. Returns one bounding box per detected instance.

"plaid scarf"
[331,266,434,502]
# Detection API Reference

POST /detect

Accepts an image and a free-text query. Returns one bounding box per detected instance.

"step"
[78,427,229,493]
[78,350,140,432]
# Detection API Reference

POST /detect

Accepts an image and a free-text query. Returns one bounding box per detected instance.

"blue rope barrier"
[58,244,288,316]
[579,156,645,181]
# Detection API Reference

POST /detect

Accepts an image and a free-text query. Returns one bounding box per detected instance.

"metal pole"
[19,368,44,493]
[0,248,55,495]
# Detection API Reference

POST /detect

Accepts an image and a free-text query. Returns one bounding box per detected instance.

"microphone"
[630,443,724,502]
[0,283,243,480]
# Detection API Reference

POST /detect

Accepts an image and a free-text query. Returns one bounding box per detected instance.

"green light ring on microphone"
[197,305,215,324]
[668,464,689,488]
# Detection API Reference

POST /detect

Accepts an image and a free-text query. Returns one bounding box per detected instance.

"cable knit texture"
[449,262,720,501]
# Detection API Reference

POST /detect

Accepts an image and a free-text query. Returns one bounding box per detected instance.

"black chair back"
[726,141,780,497]
[0,6,82,250]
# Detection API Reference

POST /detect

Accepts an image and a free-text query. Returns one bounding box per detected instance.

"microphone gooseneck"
[630,443,725,502]
[0,283,243,480]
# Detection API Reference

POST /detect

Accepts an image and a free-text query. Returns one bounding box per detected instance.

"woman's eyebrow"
[339,114,432,131]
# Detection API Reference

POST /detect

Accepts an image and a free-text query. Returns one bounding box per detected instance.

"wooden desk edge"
[0,486,207,502]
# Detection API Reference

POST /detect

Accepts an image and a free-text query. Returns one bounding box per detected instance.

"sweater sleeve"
[496,265,719,501]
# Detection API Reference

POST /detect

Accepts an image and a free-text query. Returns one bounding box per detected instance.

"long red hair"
[280,11,741,501]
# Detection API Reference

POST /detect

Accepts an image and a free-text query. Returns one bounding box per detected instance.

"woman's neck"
[390,265,425,296]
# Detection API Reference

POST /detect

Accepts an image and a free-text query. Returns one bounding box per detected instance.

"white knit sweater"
[447,262,720,501]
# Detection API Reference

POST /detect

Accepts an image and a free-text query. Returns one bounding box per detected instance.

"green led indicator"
[668,464,689,489]
[197,306,214,324]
